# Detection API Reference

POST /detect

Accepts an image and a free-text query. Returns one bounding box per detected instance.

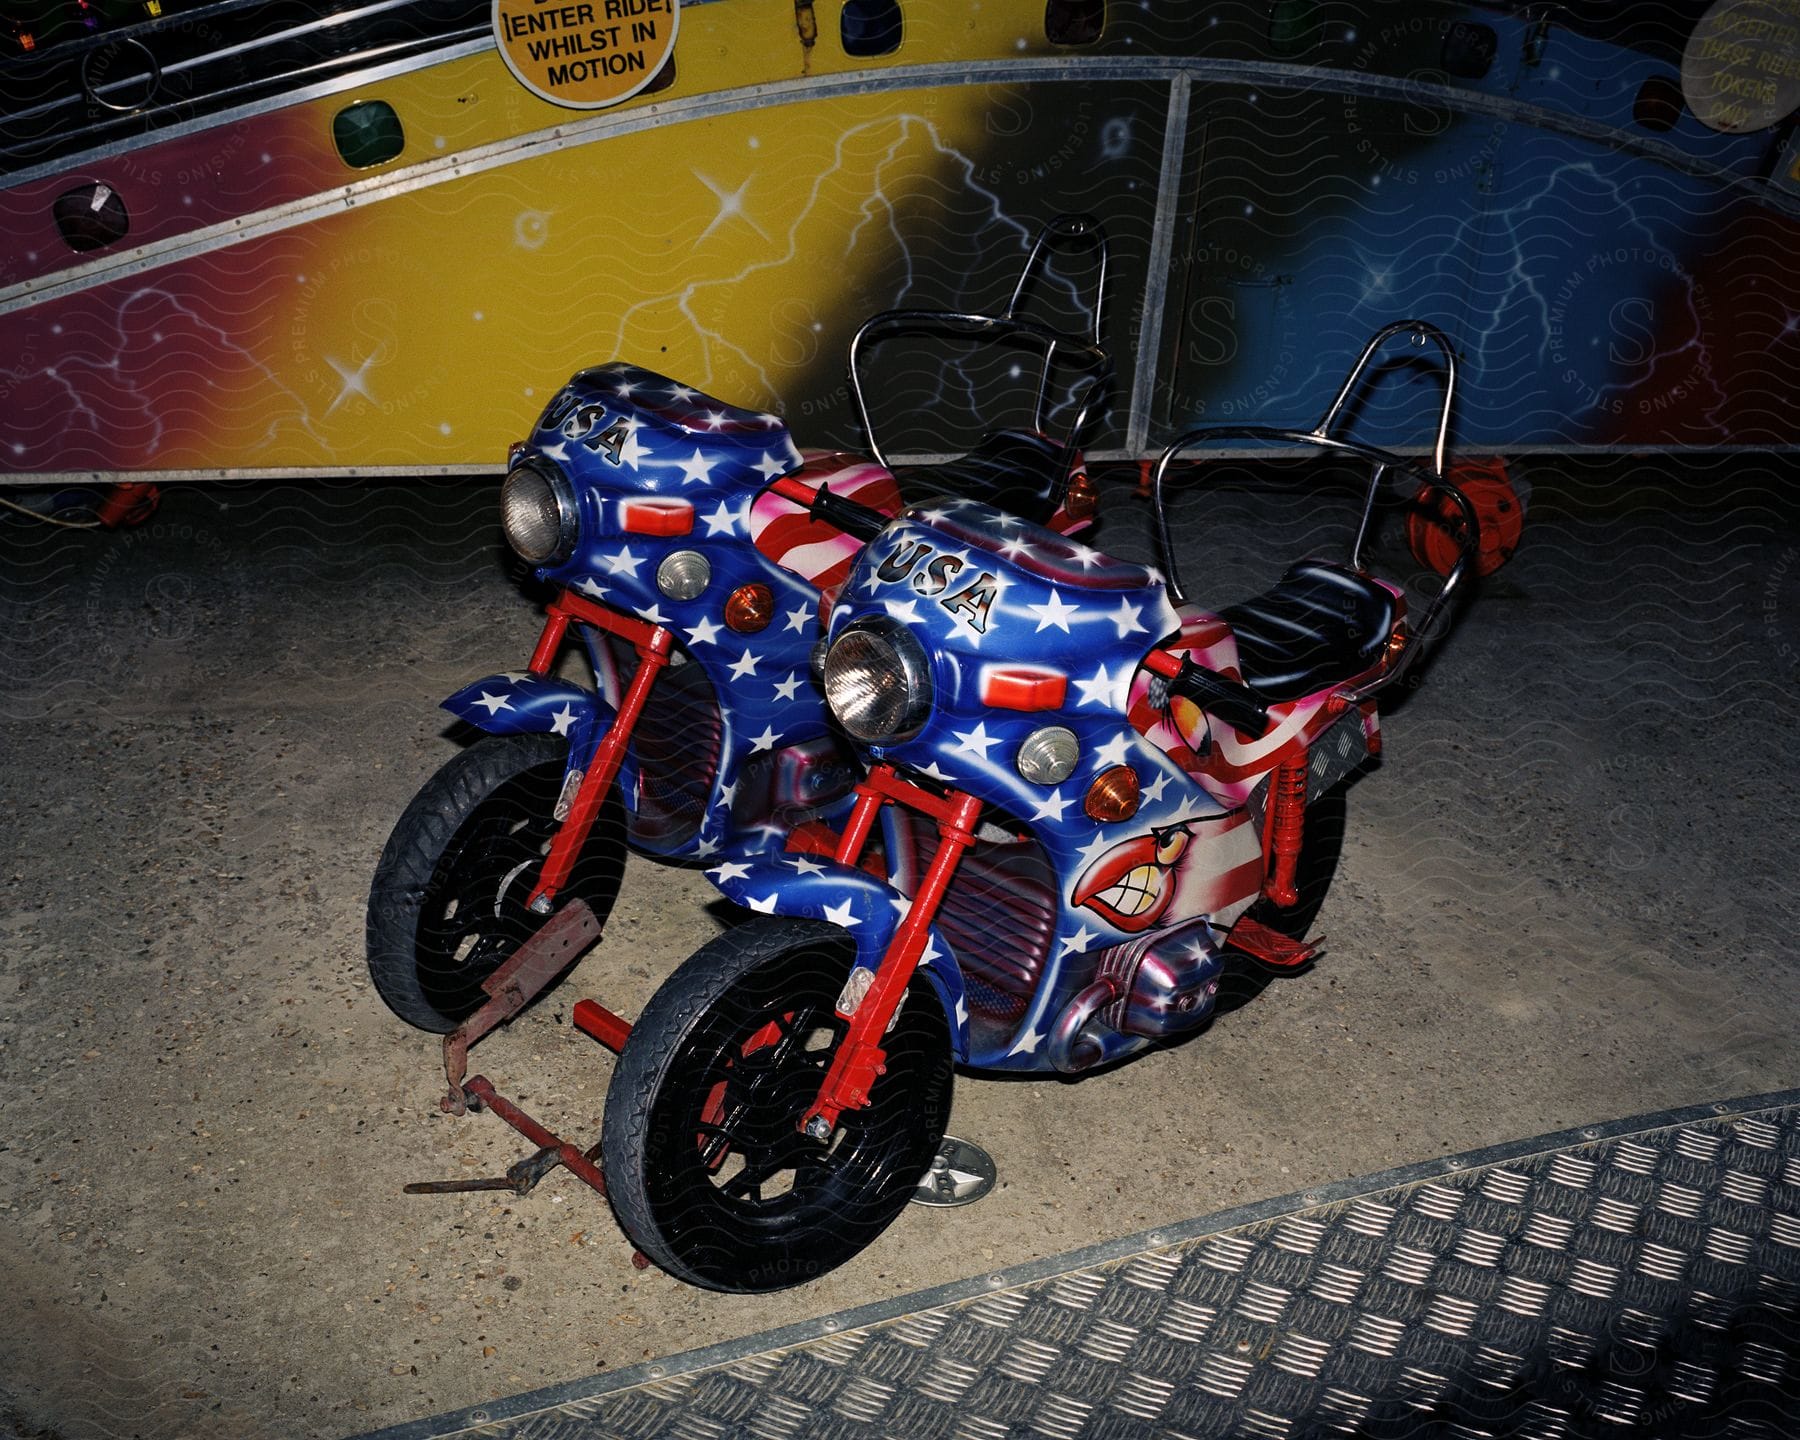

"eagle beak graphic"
[1071,824,1192,932]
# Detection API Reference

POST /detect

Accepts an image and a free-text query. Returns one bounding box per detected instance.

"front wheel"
[366,732,625,1032]
[602,920,953,1292]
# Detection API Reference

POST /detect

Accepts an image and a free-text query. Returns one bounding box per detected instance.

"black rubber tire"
[1242,784,1347,941]
[603,919,953,1293]
[365,732,625,1033]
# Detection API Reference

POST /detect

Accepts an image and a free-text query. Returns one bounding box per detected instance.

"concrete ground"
[0,454,1796,1439]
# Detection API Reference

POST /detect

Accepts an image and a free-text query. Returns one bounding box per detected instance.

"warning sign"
[493,0,679,110]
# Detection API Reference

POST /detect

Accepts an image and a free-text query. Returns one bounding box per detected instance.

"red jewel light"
[979,665,1067,712]
[618,498,694,536]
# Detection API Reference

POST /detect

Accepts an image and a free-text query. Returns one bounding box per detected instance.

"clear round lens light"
[1017,725,1079,785]
[500,466,574,564]
[823,620,931,743]
[656,549,711,601]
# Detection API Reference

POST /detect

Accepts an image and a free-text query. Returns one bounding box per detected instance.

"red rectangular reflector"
[980,665,1067,711]
[619,498,694,536]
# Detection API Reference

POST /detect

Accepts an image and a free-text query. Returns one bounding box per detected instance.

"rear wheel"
[366,732,625,1032]
[603,920,953,1292]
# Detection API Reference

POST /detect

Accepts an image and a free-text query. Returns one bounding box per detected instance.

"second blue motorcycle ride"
[598,321,1479,1292]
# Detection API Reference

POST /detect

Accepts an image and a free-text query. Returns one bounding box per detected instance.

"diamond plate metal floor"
[361,1090,1800,1440]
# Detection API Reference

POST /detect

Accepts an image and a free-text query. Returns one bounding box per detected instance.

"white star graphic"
[1091,732,1134,771]
[324,351,377,415]
[750,725,780,752]
[889,896,913,918]
[710,861,753,883]
[701,408,728,431]
[1074,663,1115,708]
[1029,588,1079,633]
[754,451,787,481]
[883,599,922,624]
[772,672,802,701]
[717,778,738,808]
[694,171,768,245]
[666,382,698,402]
[1143,771,1172,804]
[1109,596,1147,638]
[686,617,723,647]
[471,690,512,716]
[954,997,969,1030]
[1030,788,1071,822]
[635,603,669,626]
[675,449,715,485]
[1073,831,1115,870]
[576,577,608,600]
[821,898,861,928]
[997,534,1032,560]
[1009,1026,1046,1057]
[783,604,812,635]
[694,834,719,858]
[549,704,576,736]
[604,547,644,578]
[746,893,779,913]
[917,761,951,782]
[1060,925,1099,957]
[616,420,649,471]
[789,856,826,875]
[703,501,739,537]
[919,933,943,966]
[1070,542,1104,569]
[728,650,759,680]
[952,722,998,760]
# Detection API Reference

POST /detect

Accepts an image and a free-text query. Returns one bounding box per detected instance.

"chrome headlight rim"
[500,461,578,566]
[823,616,933,745]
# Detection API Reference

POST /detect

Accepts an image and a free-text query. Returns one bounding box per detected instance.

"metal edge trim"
[0,464,499,487]
[5,53,1792,317]
[351,1084,1800,1440]
[7,443,1799,486]
[1124,73,1189,458]
[0,34,499,192]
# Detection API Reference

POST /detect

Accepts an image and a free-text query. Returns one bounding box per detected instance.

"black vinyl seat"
[905,429,1068,525]
[1217,559,1397,703]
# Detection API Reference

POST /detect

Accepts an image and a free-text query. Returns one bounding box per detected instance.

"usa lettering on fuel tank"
[874,539,999,633]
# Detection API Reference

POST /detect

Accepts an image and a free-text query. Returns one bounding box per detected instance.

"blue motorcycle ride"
[364,217,1111,1113]
[599,322,1479,1291]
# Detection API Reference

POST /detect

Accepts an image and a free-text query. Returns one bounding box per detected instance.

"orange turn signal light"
[725,582,775,633]
[1063,470,1098,521]
[1084,765,1140,823]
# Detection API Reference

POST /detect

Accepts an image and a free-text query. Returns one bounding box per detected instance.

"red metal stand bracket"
[440,900,604,1115]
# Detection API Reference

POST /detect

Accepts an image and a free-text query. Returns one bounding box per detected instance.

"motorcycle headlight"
[500,464,577,565]
[823,618,932,744]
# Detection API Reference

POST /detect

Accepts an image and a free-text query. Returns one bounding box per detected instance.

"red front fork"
[523,590,673,912]
[800,765,981,1135]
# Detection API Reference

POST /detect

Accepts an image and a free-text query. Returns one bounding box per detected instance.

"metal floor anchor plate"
[362,1089,1800,1440]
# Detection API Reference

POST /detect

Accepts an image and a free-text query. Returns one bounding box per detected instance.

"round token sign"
[1682,0,1800,133]
[493,0,679,110]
